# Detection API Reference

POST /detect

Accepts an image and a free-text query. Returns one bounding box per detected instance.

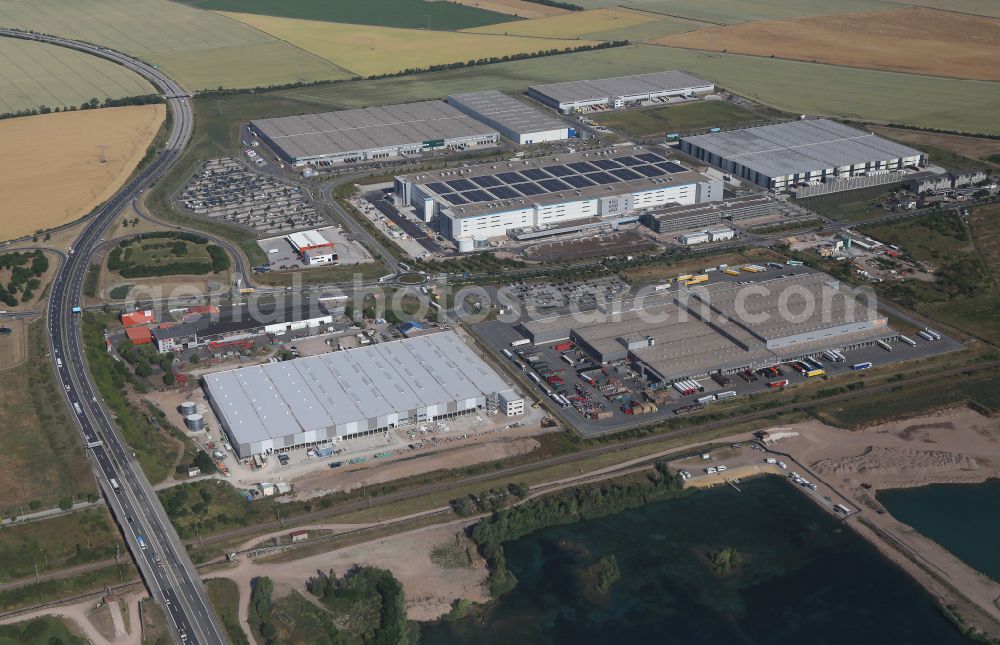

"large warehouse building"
[203,331,523,458]
[447,90,571,145]
[527,71,714,113]
[250,101,500,166]
[520,271,893,384]
[394,146,722,250]
[679,119,926,192]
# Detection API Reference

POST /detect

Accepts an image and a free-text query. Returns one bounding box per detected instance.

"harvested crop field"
[0,37,152,114]
[657,8,1000,81]
[0,0,350,90]
[567,0,890,25]
[466,7,657,38]
[221,12,600,76]
[444,0,568,19]
[0,105,164,241]
[179,0,516,29]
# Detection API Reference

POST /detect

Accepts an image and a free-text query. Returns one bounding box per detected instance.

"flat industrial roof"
[202,331,514,445]
[251,101,498,161]
[648,195,774,221]
[398,146,708,218]
[522,272,890,381]
[287,230,332,249]
[681,119,924,179]
[529,70,713,105]
[447,90,568,136]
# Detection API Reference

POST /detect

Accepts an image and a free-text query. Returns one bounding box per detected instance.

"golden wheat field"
[221,12,600,77]
[657,8,1000,81]
[0,105,165,241]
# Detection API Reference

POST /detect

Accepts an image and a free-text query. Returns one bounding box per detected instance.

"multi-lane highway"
[1,29,225,644]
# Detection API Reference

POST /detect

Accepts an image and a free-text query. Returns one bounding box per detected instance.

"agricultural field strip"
[275,45,1000,136]
[0,38,153,113]
[464,7,660,38]
[656,8,1000,82]
[0,105,165,241]
[220,12,602,77]
[0,0,349,90]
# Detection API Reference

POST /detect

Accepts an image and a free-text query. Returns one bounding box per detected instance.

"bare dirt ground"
[520,230,658,261]
[0,106,165,242]
[0,591,145,644]
[657,8,1000,81]
[211,516,490,641]
[768,407,1000,634]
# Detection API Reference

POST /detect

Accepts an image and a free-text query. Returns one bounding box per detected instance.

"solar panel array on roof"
[412,150,691,206]
[471,175,502,188]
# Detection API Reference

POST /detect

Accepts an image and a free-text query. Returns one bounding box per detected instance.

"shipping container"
[806,369,825,377]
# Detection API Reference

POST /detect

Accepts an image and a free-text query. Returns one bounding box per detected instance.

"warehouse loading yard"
[474,262,962,434]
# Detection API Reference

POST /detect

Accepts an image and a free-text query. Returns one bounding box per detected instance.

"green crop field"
[593,100,772,137]
[176,0,516,30]
[571,0,892,24]
[0,0,351,91]
[276,45,1000,135]
[0,37,153,114]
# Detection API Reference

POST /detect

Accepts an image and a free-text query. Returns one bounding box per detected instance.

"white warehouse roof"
[529,70,713,105]
[447,90,568,138]
[202,331,513,446]
[681,119,925,179]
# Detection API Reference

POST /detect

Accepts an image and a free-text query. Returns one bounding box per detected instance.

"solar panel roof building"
[393,146,722,249]
[527,71,714,113]
[202,331,521,458]
[447,90,570,145]
[249,101,500,166]
[680,119,926,191]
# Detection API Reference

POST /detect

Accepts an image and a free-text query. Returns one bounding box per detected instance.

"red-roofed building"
[121,309,156,327]
[125,325,153,345]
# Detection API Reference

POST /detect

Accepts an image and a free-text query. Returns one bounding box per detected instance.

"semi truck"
[685,274,709,286]
[502,349,514,359]
[851,362,872,370]
[716,390,737,400]
[768,379,789,388]
[552,342,573,352]
[71,306,82,314]
[723,268,741,276]
[899,335,917,347]
[923,328,942,340]
[876,339,893,351]
[917,330,935,341]
[510,338,530,347]
[137,535,146,551]
[786,260,804,266]
[806,369,826,378]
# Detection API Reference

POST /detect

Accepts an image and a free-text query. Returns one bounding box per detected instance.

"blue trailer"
[315,446,335,458]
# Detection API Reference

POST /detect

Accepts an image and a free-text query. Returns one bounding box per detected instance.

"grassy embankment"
[81,312,186,484]
[206,578,250,645]
[0,321,95,515]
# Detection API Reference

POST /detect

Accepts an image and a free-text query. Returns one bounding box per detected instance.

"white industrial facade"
[680,119,926,191]
[527,71,714,113]
[203,331,522,458]
[447,90,570,145]
[394,146,721,250]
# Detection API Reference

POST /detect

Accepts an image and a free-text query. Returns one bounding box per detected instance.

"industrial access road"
[0,29,225,645]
